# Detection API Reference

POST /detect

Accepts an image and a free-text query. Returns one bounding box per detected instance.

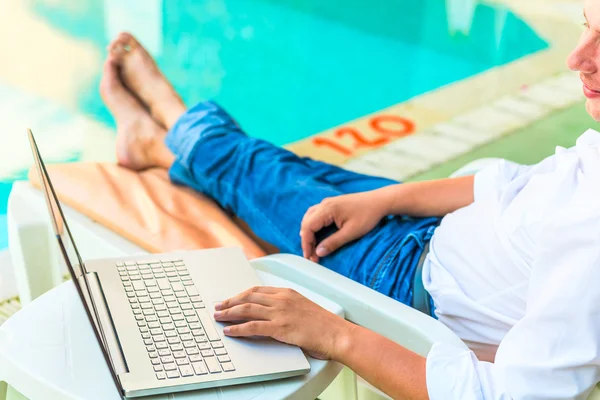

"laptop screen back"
[27,129,125,397]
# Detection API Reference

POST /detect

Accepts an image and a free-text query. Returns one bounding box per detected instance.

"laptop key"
[153,365,163,372]
[189,354,203,363]
[183,341,196,348]
[149,351,159,359]
[186,286,199,297]
[156,342,169,350]
[204,357,221,373]
[167,337,180,345]
[156,372,166,380]
[195,336,208,343]
[150,328,162,336]
[192,361,208,375]
[173,351,187,359]
[161,356,175,364]
[180,333,193,341]
[158,349,171,357]
[181,304,193,310]
[211,341,224,349]
[171,344,184,352]
[214,348,227,356]
[159,317,171,324]
[149,292,161,299]
[189,323,202,331]
[151,358,161,365]
[183,281,194,286]
[154,335,166,342]
[186,316,199,323]
[162,323,175,331]
[198,343,211,350]
[177,327,190,335]
[197,310,221,341]
[176,358,189,366]
[157,310,170,318]
[143,339,153,346]
[155,305,167,311]
[217,355,231,363]
[157,278,170,290]
[221,362,235,372]
[188,348,200,356]
[179,365,194,377]
[200,349,213,357]
[171,282,185,292]
[193,302,205,309]
[166,370,180,379]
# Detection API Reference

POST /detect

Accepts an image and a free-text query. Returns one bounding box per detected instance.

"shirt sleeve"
[427,155,600,399]
[473,160,529,203]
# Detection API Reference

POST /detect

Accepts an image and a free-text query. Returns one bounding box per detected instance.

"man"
[100,1,600,397]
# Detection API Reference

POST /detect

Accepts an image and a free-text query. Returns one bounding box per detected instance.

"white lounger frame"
[6,158,600,399]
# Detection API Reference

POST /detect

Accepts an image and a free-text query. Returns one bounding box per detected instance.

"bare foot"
[100,57,175,171]
[109,32,186,130]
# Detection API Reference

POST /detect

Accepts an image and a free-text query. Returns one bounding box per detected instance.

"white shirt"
[422,129,600,399]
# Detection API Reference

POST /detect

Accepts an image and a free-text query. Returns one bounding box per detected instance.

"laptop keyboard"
[117,259,236,380]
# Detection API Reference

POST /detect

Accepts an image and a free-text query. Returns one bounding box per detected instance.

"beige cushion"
[28,163,277,259]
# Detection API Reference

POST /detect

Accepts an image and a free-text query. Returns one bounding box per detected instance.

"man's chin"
[585,100,600,122]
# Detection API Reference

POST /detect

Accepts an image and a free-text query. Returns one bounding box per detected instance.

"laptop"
[27,129,310,398]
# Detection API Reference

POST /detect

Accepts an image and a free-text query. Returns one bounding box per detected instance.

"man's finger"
[223,320,272,337]
[300,207,335,259]
[315,225,358,257]
[214,303,271,322]
[216,286,279,310]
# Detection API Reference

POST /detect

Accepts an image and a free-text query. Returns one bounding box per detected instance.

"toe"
[108,32,136,58]
[99,57,143,117]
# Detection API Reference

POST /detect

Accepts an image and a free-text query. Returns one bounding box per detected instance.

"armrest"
[251,254,467,356]
[7,182,148,304]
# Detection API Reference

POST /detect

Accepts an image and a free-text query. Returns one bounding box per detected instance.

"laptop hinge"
[80,272,129,376]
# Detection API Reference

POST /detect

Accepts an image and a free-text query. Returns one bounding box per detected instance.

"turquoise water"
[0,0,548,249]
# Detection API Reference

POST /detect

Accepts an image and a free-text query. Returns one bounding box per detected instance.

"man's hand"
[300,191,387,262]
[214,286,352,360]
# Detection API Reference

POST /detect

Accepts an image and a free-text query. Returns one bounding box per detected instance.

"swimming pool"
[0,0,548,249]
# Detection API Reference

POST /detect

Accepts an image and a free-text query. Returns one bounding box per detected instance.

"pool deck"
[0,0,591,318]
[286,0,587,180]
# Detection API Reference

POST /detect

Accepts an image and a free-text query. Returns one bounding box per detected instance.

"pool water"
[0,0,548,249]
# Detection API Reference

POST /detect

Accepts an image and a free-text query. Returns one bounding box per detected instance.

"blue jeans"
[166,101,440,307]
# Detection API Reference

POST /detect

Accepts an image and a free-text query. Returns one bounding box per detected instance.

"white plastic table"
[0,267,344,400]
